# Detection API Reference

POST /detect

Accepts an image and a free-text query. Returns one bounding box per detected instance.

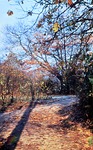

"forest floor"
[0,95,93,150]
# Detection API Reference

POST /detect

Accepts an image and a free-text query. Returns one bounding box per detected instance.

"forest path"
[0,95,92,150]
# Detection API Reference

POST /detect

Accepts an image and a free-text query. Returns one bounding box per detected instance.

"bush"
[77,52,93,119]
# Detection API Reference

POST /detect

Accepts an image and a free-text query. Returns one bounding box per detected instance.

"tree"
[0,52,29,104]
[7,0,93,37]
[5,0,93,94]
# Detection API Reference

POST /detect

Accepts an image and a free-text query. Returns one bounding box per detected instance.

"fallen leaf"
[7,10,13,16]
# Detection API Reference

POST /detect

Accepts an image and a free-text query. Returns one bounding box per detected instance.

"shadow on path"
[47,104,84,131]
[1,100,37,150]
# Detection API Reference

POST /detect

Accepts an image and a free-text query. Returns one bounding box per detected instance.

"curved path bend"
[0,95,92,150]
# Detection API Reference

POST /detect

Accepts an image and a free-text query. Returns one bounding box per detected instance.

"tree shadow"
[47,103,93,133]
[1,99,37,150]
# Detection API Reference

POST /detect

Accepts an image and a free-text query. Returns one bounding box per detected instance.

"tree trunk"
[56,75,63,94]
[30,84,35,101]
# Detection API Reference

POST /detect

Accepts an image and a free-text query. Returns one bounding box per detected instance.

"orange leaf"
[7,10,13,16]
[55,0,59,4]
[68,0,73,6]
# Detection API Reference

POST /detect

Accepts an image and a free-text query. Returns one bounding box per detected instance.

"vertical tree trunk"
[6,76,10,94]
[60,78,63,94]
[30,83,35,101]
[57,75,63,94]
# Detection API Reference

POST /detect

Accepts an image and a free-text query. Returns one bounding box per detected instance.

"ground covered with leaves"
[0,96,93,150]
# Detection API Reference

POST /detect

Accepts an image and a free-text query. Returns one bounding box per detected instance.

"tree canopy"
[5,0,93,93]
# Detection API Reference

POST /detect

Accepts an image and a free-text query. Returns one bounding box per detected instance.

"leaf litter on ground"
[0,96,93,150]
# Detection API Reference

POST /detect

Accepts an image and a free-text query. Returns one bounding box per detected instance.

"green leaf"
[89,78,93,85]
[7,136,18,145]
[88,136,93,146]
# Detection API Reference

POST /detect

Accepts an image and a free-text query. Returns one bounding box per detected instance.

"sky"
[0,0,21,31]
[0,0,20,58]
[0,0,42,32]
[0,0,92,60]
[0,0,38,59]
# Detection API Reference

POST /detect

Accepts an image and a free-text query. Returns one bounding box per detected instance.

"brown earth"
[0,99,93,150]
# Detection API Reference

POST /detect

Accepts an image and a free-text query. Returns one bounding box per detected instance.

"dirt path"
[0,96,93,150]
